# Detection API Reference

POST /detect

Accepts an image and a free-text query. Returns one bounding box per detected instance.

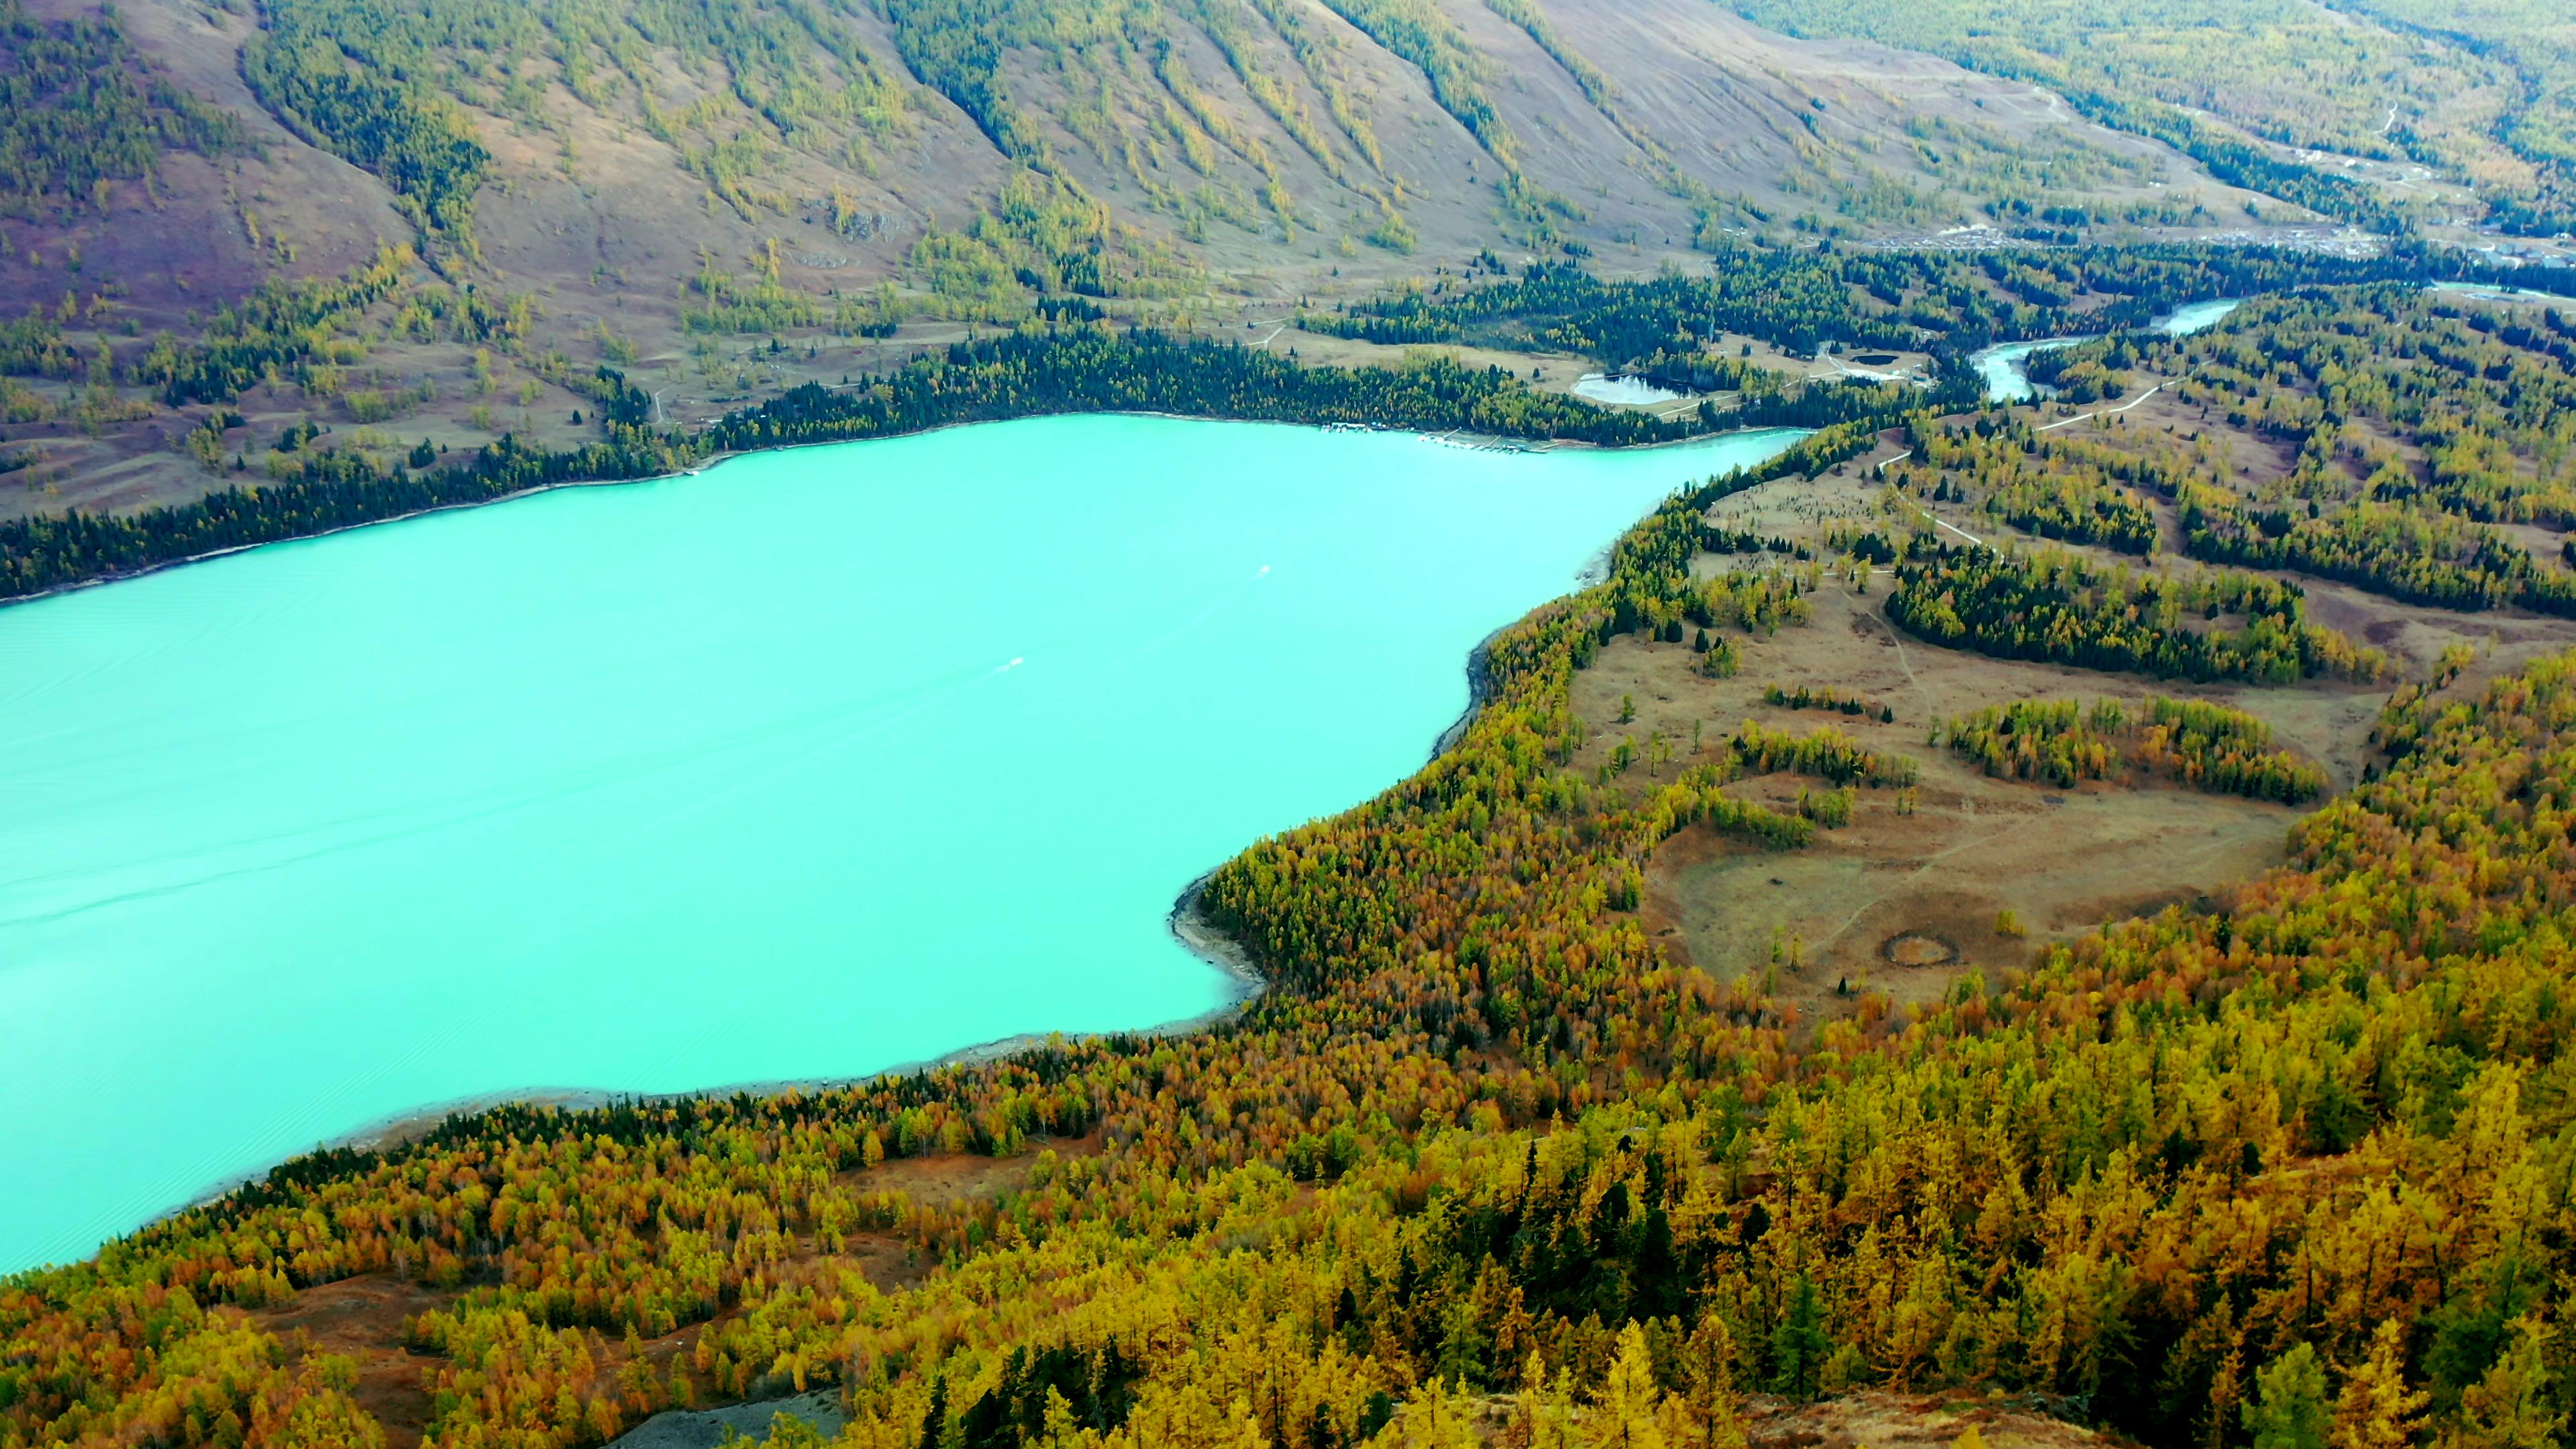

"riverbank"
[1970,297,2250,402]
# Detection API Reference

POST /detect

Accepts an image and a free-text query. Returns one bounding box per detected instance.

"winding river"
[1972,297,2247,402]
[0,415,1806,1273]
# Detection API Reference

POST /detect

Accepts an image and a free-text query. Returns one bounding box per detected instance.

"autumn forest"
[15,0,2576,1446]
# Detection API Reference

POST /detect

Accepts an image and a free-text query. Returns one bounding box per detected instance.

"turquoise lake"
[0,413,1805,1273]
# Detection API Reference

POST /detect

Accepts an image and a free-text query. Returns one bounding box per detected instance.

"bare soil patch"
[1746,1389,2120,1449]
[1881,932,1958,967]
[252,1275,452,1448]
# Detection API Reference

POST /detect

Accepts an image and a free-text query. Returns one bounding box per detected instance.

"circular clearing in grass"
[1881,932,1960,967]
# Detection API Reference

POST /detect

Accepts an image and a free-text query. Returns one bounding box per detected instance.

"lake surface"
[1571,374,1684,405]
[0,414,1805,1273]
[1973,298,2245,402]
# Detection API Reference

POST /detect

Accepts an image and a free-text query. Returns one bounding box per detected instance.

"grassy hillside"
[0,0,2307,522]
[2334,0,2576,233]
[1725,0,2576,237]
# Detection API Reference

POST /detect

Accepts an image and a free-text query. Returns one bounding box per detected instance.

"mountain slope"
[0,0,2304,521]
[1725,0,2576,237]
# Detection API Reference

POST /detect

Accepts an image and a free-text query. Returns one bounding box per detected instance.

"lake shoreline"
[1433,628,1503,759]
[131,869,1273,1246]
[187,541,1543,1203]
[58,412,1803,1271]
[323,916,1268,1157]
[154,897,1271,1220]
[0,409,1778,614]
[164,596,1513,1214]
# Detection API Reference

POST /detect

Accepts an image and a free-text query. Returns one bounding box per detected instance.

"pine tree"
[1516,1352,1578,1449]
[1387,1380,1481,1449]
[1593,1323,1668,1449]
[922,1375,951,1449]
[1229,1396,1273,1449]
[769,1413,833,1448]
[1434,1299,1489,1390]
[2334,1321,2428,1449]
[2246,1346,2332,1449]
[1770,1277,1831,1400]
[1676,1314,1745,1449]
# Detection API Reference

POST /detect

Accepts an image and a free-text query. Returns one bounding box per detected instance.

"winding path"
[2037,380,2168,433]
[1863,372,2182,551]
[1866,449,1992,551]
